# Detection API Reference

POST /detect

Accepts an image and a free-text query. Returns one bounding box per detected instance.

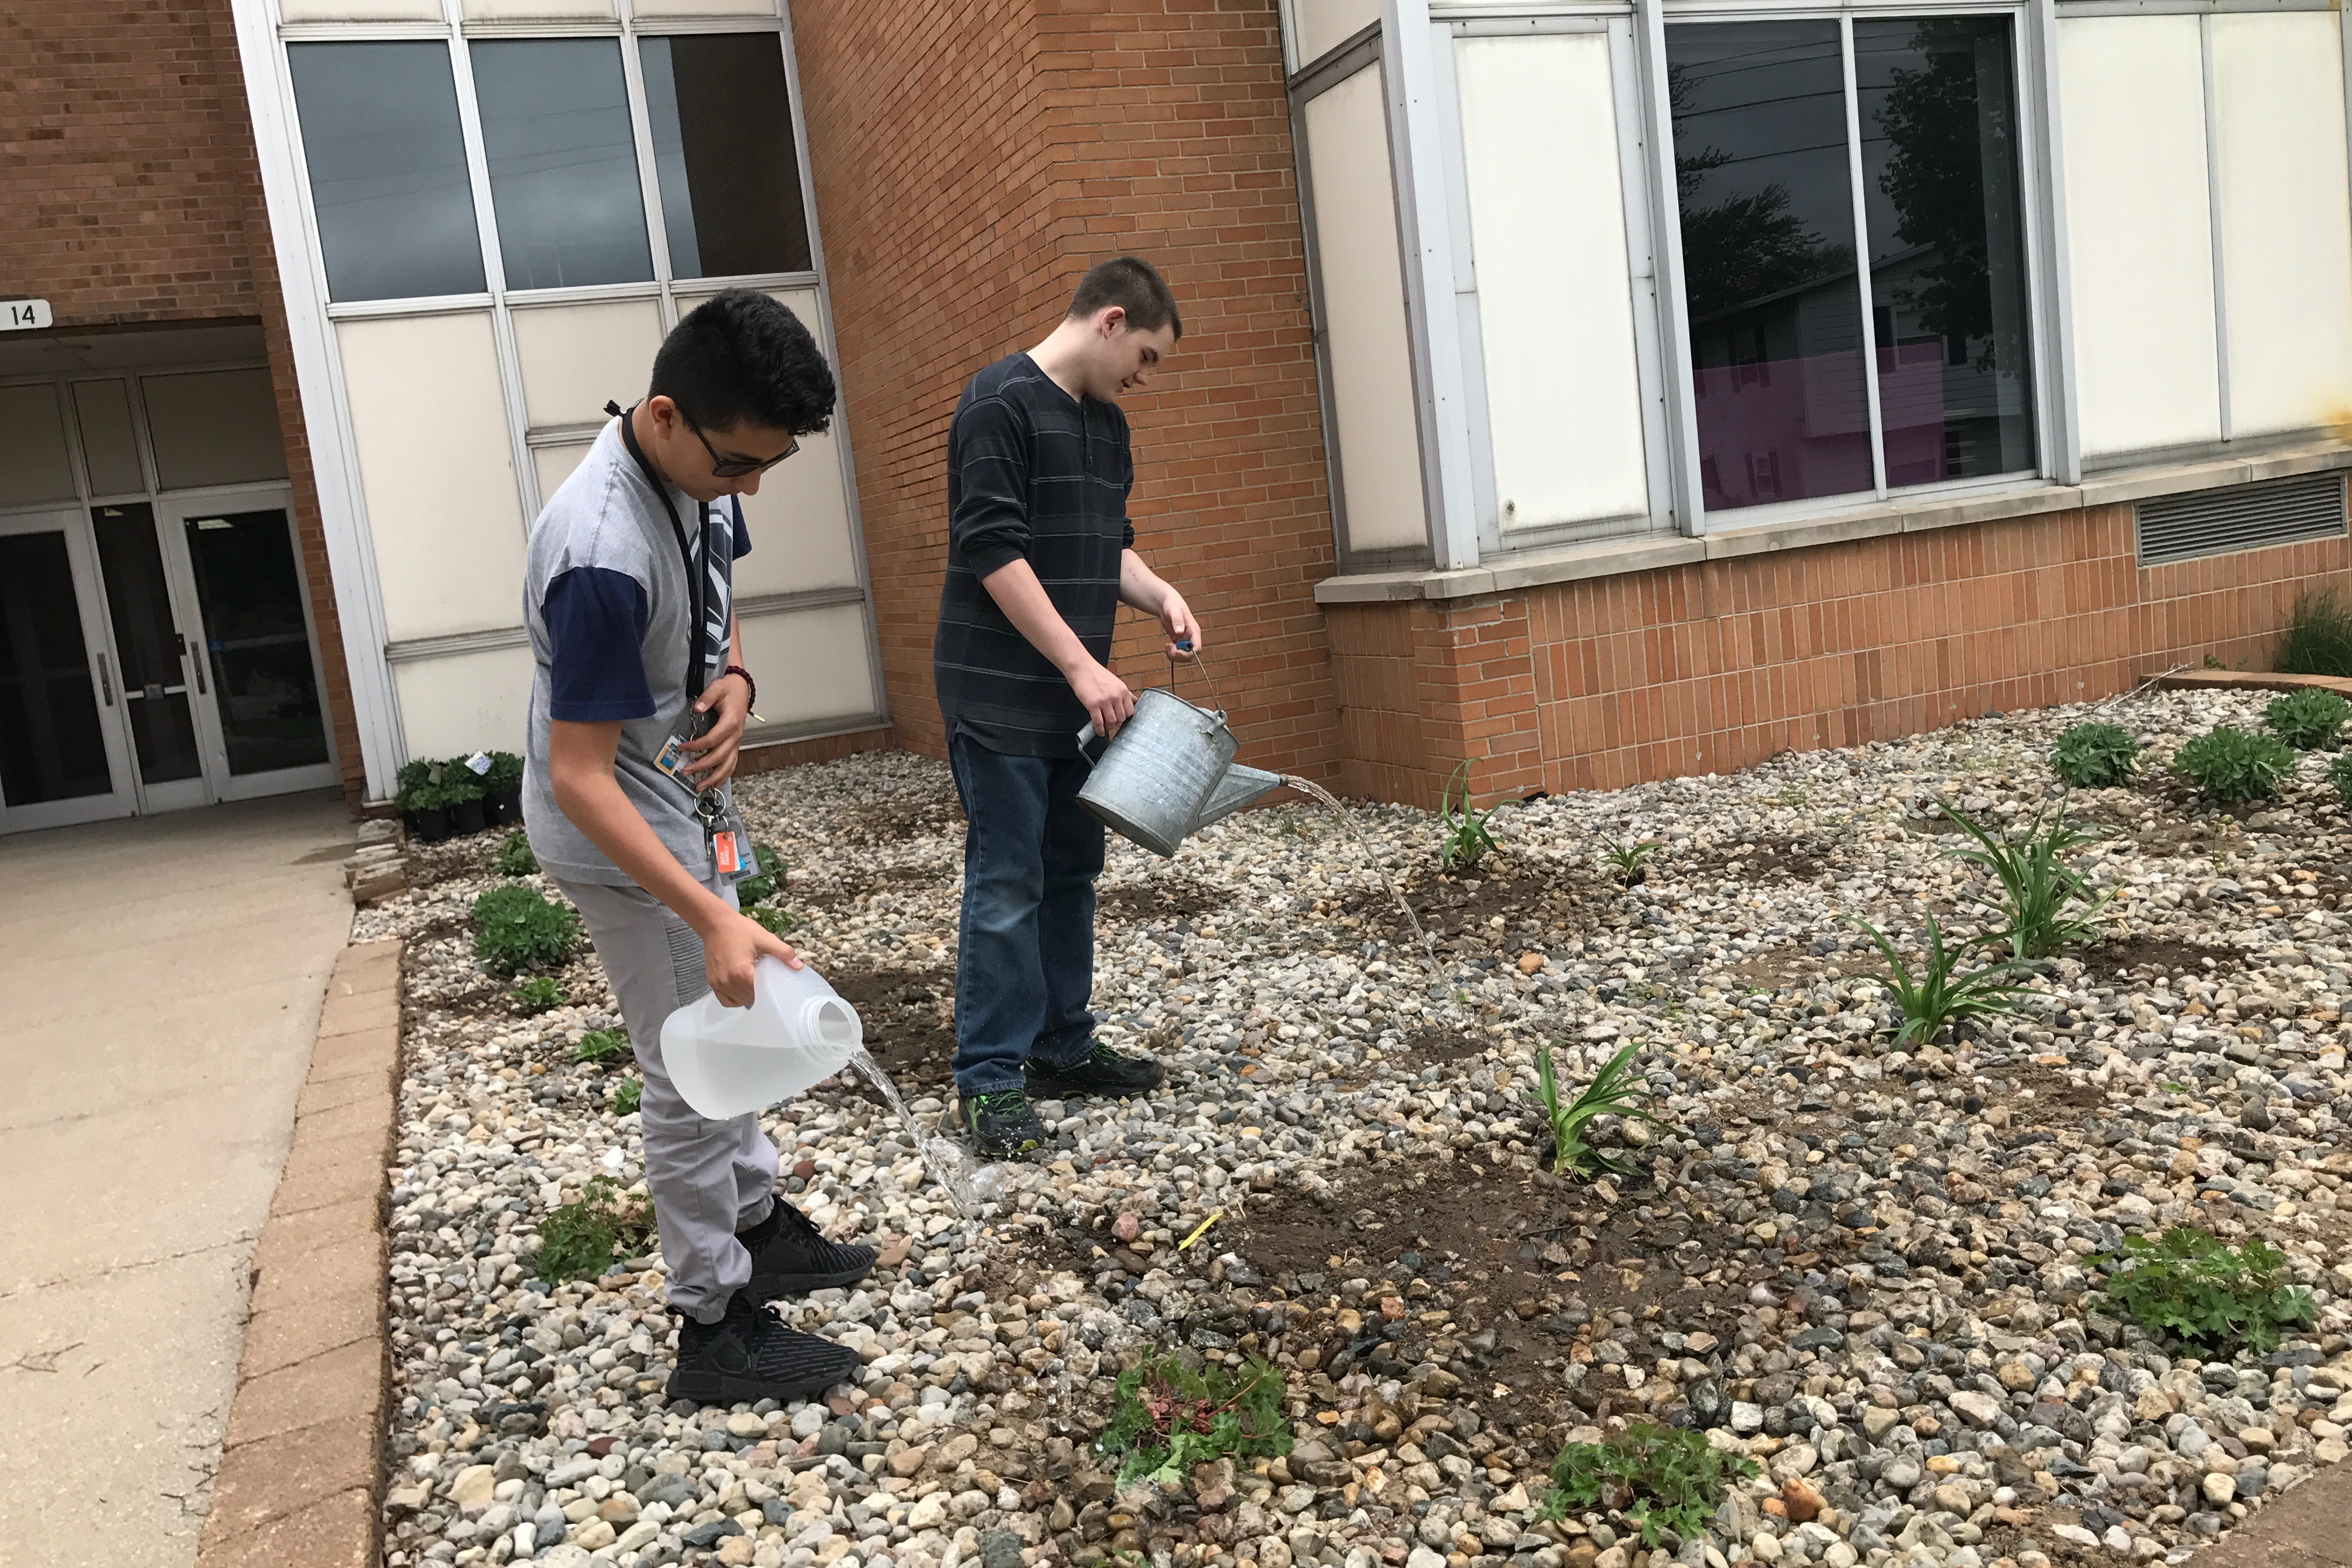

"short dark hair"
[649,288,836,436]
[1066,256,1182,340]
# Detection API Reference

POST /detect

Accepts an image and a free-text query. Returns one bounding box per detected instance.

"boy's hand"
[1069,658,1136,737]
[703,908,804,1008]
[1158,592,1202,662]
[681,670,752,787]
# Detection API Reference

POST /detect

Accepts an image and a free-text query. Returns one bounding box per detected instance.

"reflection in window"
[471,40,653,290]
[288,43,487,303]
[642,35,813,278]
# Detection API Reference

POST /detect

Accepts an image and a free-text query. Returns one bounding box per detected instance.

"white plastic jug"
[659,954,863,1119]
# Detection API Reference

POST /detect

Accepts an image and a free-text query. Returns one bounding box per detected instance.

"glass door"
[0,510,139,833]
[89,502,211,814]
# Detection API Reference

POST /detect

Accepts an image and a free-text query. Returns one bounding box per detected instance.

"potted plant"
[445,765,488,836]
[408,779,456,842]
[484,751,524,826]
[394,758,435,834]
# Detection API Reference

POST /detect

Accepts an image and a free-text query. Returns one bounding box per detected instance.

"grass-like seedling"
[2331,753,2352,806]
[1935,794,2110,959]
[1529,1042,1665,1178]
[470,885,579,975]
[2264,688,2351,751]
[494,830,538,877]
[571,1028,629,1065]
[1601,838,1658,886]
[610,1077,641,1117]
[511,976,564,1016]
[1438,761,1502,873]
[748,905,802,938]
[1093,1353,1291,1488]
[1846,912,2036,1045]
[536,1175,653,1284]
[734,842,785,907]
[2276,589,2352,678]
[2173,726,2298,803]
[2049,722,2140,788]
[1536,1422,1759,1548]
[2092,1227,2314,1354]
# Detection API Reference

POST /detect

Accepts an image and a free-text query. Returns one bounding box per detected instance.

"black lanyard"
[608,400,709,706]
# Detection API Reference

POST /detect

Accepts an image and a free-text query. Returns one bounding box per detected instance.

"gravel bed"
[357,688,2352,1568]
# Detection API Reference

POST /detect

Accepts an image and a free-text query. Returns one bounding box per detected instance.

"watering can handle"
[1168,642,1228,718]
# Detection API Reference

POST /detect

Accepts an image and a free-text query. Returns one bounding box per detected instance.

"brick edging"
[196,939,404,1568]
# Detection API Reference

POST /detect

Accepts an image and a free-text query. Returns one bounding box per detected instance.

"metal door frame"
[0,508,141,834]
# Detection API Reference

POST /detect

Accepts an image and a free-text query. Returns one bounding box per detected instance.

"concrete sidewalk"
[0,793,358,1568]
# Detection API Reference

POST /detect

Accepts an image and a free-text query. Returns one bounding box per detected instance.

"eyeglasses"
[687,417,799,479]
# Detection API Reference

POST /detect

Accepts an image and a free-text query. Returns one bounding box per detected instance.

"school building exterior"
[5,0,2351,834]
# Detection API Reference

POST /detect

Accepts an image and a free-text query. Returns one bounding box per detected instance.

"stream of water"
[848,1048,999,1219]
[1278,774,1437,971]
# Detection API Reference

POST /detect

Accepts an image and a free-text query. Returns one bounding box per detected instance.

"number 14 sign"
[3,299,54,332]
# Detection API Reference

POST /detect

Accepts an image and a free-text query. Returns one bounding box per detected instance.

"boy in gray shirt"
[523,290,871,1406]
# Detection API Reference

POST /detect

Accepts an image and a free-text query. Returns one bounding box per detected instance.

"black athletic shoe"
[741,1201,877,1300]
[959,1087,1047,1159]
[670,1291,862,1408]
[1024,1042,1164,1099]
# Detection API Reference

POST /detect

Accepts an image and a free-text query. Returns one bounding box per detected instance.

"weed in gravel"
[511,975,564,1016]
[2332,753,2352,806]
[2093,1227,2314,1354]
[2049,722,2140,788]
[748,904,802,937]
[1936,794,2111,958]
[2276,589,2352,677]
[1530,1042,1664,1178]
[2173,726,2297,803]
[1601,838,1657,886]
[1438,761,1502,872]
[2264,688,2350,751]
[735,842,785,906]
[494,830,538,877]
[1536,1422,1759,1549]
[536,1175,652,1284]
[610,1076,641,1116]
[1093,1353,1291,1488]
[470,884,579,975]
[571,1027,629,1065]
[1846,912,2036,1045]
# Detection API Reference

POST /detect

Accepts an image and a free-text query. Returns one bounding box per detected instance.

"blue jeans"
[948,726,1104,1096]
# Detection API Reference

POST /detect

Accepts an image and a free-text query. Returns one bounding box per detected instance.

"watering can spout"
[1194,764,1287,832]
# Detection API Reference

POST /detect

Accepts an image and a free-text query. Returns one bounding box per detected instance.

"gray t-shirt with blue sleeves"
[521,416,748,887]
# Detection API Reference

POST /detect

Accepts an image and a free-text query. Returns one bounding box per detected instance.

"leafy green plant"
[2276,589,2352,678]
[441,764,484,803]
[2264,688,2351,751]
[1536,1423,1759,1548]
[495,830,538,877]
[484,750,524,790]
[1600,838,1657,885]
[1845,912,2036,1045]
[2092,1227,2315,1354]
[747,904,802,938]
[1528,1042,1666,1178]
[610,1077,642,1116]
[396,757,436,799]
[734,842,785,906]
[1093,1353,1291,1488]
[2331,752,2352,806]
[572,1027,629,1065]
[2049,722,2140,788]
[511,976,564,1016]
[470,885,579,975]
[1935,794,2110,958]
[1438,761,1502,872]
[2173,726,2297,802]
[536,1175,653,1284]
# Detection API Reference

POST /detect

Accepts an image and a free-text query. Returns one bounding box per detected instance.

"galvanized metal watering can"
[1076,652,1286,858]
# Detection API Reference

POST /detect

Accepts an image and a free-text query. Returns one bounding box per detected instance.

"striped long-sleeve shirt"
[932,352,1136,757]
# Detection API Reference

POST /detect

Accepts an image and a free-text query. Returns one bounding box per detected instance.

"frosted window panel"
[734,603,877,726]
[1456,33,1648,531]
[532,443,597,510]
[509,299,666,430]
[2211,13,2352,438]
[1304,65,1427,556]
[278,0,442,19]
[391,644,534,761]
[336,312,525,641]
[74,380,145,498]
[461,0,614,16]
[0,386,77,506]
[630,0,778,16]
[1293,0,1377,66]
[730,429,860,598]
[470,40,653,291]
[142,369,288,491]
[2057,16,2221,458]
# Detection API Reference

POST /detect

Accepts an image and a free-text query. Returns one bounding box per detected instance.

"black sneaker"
[958,1088,1047,1158]
[742,1201,876,1300]
[670,1291,862,1408]
[1024,1042,1164,1099]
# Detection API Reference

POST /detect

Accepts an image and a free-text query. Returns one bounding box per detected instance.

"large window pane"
[288,43,487,303]
[471,40,653,290]
[1669,23,1871,512]
[1856,18,2036,484]
[641,34,812,278]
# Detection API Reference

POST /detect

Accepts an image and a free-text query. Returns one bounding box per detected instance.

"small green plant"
[571,1027,629,1065]
[1528,1042,1666,1178]
[2173,725,2298,803]
[1845,912,2037,1045]
[536,1175,653,1284]
[610,1076,642,1116]
[1438,761,1502,872]
[511,975,564,1016]
[2264,688,2351,751]
[2049,722,2140,788]
[1600,838,1657,885]
[2276,590,2352,678]
[734,842,785,906]
[2330,752,2352,806]
[470,885,579,975]
[495,830,538,877]
[484,750,524,791]
[1093,1353,1291,1488]
[1536,1422,1759,1548]
[747,904,802,938]
[2092,1227,2315,1353]
[1936,795,2110,958]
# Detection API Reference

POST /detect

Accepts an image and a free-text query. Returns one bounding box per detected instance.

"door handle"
[95,652,115,706]
[180,633,208,695]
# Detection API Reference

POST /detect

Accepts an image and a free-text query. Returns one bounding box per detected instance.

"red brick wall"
[1329,502,2352,806]
[0,0,363,809]
[794,0,1342,782]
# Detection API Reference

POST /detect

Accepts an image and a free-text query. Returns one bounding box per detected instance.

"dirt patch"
[1340,863,1604,950]
[2077,935,2239,983]
[822,964,957,1095]
[1999,1059,2107,1116]
[1394,1027,1496,1068]
[793,862,952,911]
[1679,834,1833,884]
[832,796,965,848]
[1098,876,1227,928]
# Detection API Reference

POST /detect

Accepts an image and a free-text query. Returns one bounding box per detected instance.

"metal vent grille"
[2136,472,2347,566]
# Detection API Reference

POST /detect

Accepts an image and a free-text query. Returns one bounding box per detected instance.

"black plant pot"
[453,796,487,835]
[489,785,522,825]
[414,806,453,843]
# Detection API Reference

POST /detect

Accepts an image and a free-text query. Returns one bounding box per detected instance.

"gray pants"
[555,873,777,1324]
